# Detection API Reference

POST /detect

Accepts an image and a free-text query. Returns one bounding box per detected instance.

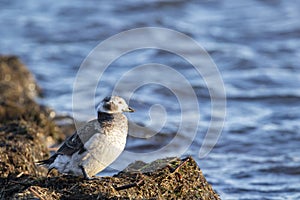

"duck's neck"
[97,112,114,122]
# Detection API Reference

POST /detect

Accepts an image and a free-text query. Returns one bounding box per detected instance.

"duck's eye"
[118,101,122,104]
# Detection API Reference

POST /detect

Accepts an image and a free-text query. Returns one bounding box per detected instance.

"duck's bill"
[126,107,135,112]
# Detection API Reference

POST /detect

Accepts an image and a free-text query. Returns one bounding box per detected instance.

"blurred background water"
[1,0,300,199]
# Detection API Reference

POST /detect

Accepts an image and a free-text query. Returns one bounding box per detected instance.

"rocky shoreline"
[0,55,220,199]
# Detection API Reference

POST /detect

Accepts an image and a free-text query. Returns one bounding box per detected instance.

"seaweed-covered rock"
[0,55,41,98]
[0,120,49,177]
[0,55,65,179]
[1,157,220,200]
[0,55,40,121]
[0,55,63,142]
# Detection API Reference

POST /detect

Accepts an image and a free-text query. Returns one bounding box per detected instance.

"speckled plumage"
[38,96,134,179]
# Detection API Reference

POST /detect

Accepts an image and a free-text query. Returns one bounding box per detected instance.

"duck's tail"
[36,153,58,166]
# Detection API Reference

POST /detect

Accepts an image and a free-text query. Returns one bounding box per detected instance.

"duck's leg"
[79,165,101,180]
[79,165,90,179]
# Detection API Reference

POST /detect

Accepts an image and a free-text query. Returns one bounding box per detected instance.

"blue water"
[1,0,300,199]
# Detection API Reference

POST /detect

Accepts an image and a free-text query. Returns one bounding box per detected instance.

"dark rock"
[1,157,220,200]
[0,55,42,98]
[0,55,65,143]
[0,120,49,177]
[0,55,66,179]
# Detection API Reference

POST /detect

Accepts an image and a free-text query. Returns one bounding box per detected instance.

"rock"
[0,120,49,177]
[1,157,220,200]
[0,55,40,121]
[0,55,65,179]
[0,55,42,98]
